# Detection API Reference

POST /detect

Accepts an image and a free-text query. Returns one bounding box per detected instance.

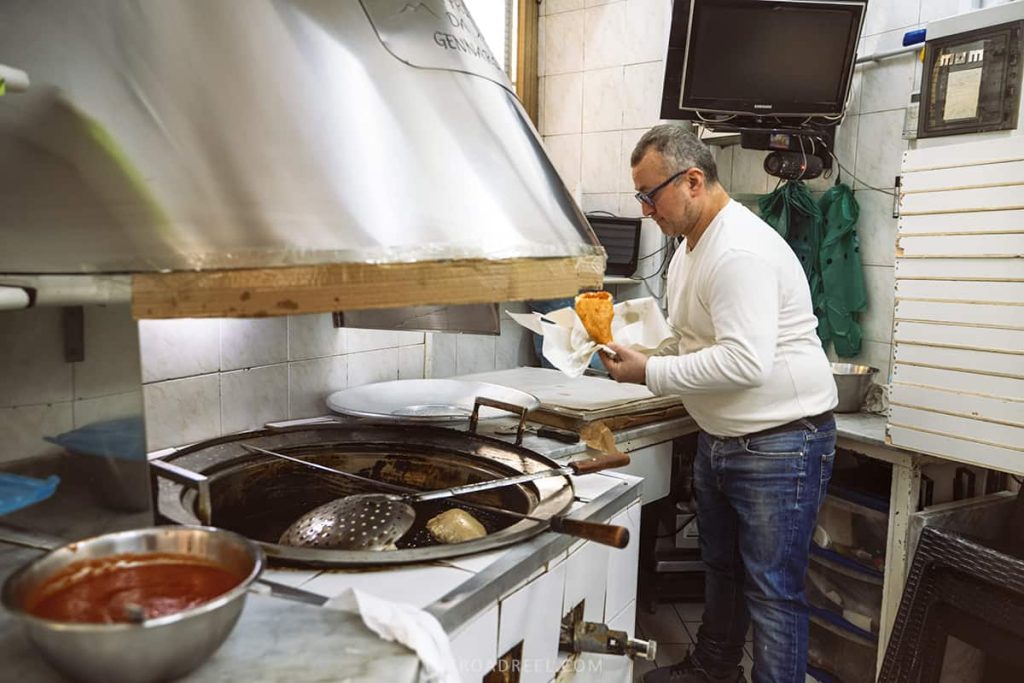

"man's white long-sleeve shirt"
[645,200,838,437]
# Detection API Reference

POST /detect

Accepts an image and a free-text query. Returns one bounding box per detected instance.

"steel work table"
[829,413,939,674]
[648,411,935,675]
[499,406,928,674]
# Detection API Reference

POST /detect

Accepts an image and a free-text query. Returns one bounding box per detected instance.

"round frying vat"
[154,424,576,567]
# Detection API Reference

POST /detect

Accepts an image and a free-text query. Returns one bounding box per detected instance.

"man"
[601,125,838,683]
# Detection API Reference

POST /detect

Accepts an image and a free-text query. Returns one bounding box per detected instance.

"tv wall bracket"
[706,123,837,181]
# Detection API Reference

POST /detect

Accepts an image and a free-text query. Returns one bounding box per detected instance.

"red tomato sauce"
[26,553,243,624]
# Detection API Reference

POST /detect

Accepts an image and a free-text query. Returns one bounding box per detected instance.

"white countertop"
[0,593,420,683]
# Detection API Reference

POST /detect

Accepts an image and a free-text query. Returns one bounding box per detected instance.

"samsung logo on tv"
[754,104,773,110]
[937,48,984,67]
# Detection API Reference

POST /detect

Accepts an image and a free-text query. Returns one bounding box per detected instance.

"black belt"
[745,410,834,440]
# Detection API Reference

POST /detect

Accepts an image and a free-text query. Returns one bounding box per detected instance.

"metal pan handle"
[469,397,529,445]
[149,459,212,525]
[0,524,63,551]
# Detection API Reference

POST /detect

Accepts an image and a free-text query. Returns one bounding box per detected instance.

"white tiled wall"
[138,314,427,451]
[538,0,982,386]
[427,302,537,380]
[137,304,535,450]
[0,305,143,464]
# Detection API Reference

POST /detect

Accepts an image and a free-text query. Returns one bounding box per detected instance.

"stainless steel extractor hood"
[0,0,604,318]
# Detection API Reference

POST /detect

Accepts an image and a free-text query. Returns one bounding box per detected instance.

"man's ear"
[687,168,706,192]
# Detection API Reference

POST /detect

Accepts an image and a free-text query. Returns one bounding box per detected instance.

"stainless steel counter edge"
[425,474,641,633]
[481,415,697,460]
[525,412,924,463]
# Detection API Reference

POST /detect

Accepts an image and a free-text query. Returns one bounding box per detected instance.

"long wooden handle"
[549,517,630,549]
[569,450,631,474]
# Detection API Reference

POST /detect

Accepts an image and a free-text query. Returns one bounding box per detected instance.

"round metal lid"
[325,378,540,422]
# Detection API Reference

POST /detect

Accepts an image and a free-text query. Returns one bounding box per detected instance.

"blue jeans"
[692,418,836,683]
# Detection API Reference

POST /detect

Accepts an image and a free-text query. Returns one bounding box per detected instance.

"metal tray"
[325,378,540,422]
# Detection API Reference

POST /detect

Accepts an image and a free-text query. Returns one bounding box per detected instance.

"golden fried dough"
[426,508,487,544]
[575,291,614,345]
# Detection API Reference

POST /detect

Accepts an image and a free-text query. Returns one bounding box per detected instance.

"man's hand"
[599,343,648,384]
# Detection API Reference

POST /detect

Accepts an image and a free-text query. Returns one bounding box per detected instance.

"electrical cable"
[834,160,896,196]
[585,211,668,265]
[638,246,672,282]
[815,137,897,197]
[657,513,696,539]
[639,276,661,300]
[630,236,675,301]
[798,134,808,179]
[695,110,736,124]
[637,242,669,262]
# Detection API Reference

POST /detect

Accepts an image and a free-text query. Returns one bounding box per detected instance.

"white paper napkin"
[507,297,675,378]
[326,588,460,683]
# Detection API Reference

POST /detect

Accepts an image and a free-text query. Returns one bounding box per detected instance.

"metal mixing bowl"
[831,363,879,413]
[1,526,264,683]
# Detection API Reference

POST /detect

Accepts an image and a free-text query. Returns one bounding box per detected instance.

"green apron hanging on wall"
[758,181,867,357]
[818,183,867,357]
[758,182,827,339]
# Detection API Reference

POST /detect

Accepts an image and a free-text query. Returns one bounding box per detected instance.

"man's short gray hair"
[630,124,719,186]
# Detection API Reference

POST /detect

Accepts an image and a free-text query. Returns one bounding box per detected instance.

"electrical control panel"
[919,20,1023,138]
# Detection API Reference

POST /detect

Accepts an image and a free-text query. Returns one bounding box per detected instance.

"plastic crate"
[807,547,883,634]
[808,610,877,683]
[814,489,888,571]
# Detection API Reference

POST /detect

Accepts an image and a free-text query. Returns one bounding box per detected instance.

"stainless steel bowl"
[831,363,879,413]
[1,526,264,683]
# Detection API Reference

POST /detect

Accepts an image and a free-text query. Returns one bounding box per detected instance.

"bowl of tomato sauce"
[1,526,264,683]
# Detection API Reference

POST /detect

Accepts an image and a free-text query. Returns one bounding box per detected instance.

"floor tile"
[741,653,754,678]
[673,600,705,623]
[654,642,690,668]
[633,658,656,682]
[636,602,689,644]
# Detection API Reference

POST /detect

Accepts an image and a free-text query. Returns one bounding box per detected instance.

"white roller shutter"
[889,137,1024,475]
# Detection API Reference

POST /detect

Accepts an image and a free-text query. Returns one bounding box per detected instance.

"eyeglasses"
[634,169,689,208]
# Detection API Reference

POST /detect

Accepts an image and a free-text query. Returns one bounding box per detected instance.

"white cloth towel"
[326,588,460,683]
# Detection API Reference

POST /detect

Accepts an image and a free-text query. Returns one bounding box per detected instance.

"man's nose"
[641,202,655,217]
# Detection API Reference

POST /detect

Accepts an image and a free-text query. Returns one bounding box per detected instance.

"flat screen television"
[661,0,867,123]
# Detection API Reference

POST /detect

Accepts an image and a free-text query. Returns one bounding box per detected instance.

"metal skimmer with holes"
[279,494,416,551]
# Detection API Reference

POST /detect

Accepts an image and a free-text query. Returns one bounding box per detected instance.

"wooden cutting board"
[457,367,686,431]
